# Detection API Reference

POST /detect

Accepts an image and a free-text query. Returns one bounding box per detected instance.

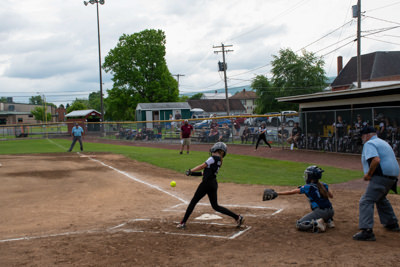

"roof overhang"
[277,83,400,109]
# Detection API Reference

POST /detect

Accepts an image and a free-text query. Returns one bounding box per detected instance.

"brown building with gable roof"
[229,88,258,114]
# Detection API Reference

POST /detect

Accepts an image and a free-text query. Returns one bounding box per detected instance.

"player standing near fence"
[254,122,271,151]
[180,119,194,154]
[68,123,84,152]
[177,142,245,229]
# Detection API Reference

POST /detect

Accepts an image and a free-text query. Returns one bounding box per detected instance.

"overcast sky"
[1,0,399,106]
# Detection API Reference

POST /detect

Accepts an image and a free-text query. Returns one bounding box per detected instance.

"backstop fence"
[1,106,399,156]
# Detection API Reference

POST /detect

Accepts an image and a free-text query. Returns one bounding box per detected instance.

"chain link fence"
[1,107,399,156]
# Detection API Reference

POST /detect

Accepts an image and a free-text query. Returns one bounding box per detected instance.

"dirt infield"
[0,145,399,266]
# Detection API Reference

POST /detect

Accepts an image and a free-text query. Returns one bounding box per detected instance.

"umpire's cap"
[360,125,376,135]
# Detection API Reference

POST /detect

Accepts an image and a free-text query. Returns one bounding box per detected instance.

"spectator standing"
[68,123,84,152]
[180,120,194,154]
[353,126,400,241]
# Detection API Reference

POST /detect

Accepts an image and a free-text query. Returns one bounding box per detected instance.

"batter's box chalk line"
[163,202,283,218]
[107,218,252,240]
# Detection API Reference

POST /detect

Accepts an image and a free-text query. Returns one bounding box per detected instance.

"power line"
[364,1,400,13]
[364,36,400,46]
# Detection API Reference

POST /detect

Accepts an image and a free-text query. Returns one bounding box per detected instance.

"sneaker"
[290,144,294,150]
[176,222,186,229]
[385,223,400,232]
[236,215,245,228]
[187,151,189,154]
[179,151,183,155]
[353,229,376,241]
[327,219,335,228]
[315,218,326,233]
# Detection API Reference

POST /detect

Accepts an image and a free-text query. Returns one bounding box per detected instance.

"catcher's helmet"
[304,165,324,183]
[210,142,228,157]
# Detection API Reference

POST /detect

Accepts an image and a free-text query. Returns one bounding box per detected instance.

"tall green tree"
[88,91,101,112]
[252,75,275,114]
[103,29,179,121]
[29,95,44,105]
[270,48,327,110]
[66,100,88,113]
[31,107,52,122]
[252,48,327,112]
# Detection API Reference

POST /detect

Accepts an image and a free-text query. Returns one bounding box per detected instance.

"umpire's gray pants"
[296,207,334,231]
[68,136,83,151]
[359,175,398,229]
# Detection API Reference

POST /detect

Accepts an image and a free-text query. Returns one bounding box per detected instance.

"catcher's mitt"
[185,169,202,176]
[262,189,278,201]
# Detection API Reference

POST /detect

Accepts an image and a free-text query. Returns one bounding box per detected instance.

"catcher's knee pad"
[296,220,316,232]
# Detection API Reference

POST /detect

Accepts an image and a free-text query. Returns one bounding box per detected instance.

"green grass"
[0,139,363,186]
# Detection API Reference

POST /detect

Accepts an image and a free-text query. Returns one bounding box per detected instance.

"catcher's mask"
[210,142,228,157]
[304,165,324,184]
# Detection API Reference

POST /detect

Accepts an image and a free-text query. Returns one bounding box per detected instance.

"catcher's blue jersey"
[300,183,332,210]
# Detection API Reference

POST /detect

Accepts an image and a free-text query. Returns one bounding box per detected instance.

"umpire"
[68,123,84,152]
[353,125,400,241]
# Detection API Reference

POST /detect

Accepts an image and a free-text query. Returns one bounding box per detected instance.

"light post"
[84,0,105,134]
[37,92,48,138]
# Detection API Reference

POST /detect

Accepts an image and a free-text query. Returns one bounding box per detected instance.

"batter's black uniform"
[181,155,239,223]
[255,127,271,150]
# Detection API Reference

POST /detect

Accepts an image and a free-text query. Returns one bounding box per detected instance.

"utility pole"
[173,74,185,93]
[353,0,362,88]
[214,43,233,116]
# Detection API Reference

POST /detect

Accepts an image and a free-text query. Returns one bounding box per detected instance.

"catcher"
[177,142,245,229]
[262,166,334,233]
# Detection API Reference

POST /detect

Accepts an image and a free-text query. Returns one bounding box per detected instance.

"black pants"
[255,134,271,149]
[181,179,238,223]
[68,136,83,151]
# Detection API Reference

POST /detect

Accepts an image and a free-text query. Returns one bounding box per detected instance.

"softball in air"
[170,181,176,187]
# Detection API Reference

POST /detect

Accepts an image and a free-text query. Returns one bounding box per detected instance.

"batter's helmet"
[304,165,324,184]
[210,142,228,157]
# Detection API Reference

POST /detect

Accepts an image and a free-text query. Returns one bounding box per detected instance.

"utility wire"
[364,2,400,13]
[364,36,400,46]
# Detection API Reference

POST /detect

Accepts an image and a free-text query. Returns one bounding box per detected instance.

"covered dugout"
[65,109,101,134]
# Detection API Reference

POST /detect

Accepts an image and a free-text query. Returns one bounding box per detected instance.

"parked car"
[266,112,281,126]
[194,119,210,129]
[281,110,299,127]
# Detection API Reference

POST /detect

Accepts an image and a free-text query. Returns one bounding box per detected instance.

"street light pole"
[84,0,105,133]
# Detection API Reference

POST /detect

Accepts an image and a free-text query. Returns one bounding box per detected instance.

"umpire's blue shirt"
[72,126,84,137]
[362,135,399,177]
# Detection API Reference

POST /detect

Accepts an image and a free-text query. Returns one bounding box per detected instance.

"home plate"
[195,213,222,220]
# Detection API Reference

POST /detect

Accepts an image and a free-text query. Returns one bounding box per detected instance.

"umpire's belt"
[383,175,398,180]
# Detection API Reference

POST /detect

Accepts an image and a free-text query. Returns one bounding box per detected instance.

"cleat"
[176,222,186,229]
[315,218,326,233]
[327,219,335,228]
[385,223,400,232]
[353,229,376,241]
[236,215,245,228]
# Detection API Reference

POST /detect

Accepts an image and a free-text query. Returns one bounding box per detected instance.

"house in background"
[0,98,56,125]
[331,51,400,91]
[188,99,246,117]
[229,88,258,114]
